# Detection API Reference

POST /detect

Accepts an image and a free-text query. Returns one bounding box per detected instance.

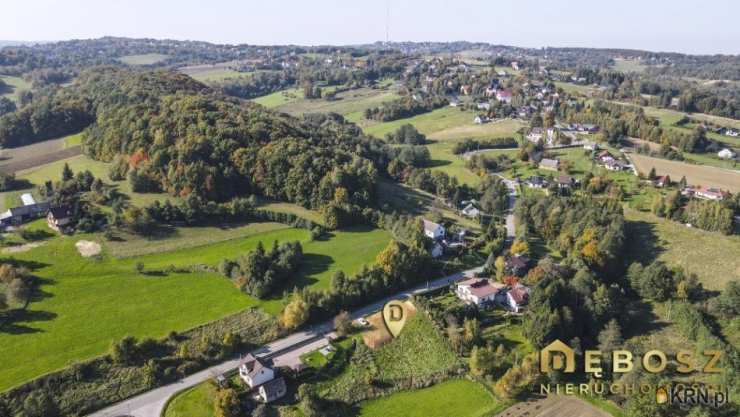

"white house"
[539,158,560,171]
[256,377,287,403]
[456,278,506,306]
[239,354,275,389]
[423,219,445,240]
[718,148,737,160]
[20,193,36,206]
[477,102,491,110]
[506,284,530,313]
[496,89,513,104]
[461,203,480,218]
[725,129,739,137]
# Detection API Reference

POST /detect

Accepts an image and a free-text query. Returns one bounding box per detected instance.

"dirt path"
[2,242,45,254]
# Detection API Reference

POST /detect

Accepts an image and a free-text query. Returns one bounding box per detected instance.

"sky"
[1,0,738,55]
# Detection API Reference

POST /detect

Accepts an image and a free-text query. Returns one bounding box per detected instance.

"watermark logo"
[540,339,575,373]
[382,300,407,338]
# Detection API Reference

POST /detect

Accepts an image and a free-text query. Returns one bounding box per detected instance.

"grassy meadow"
[0,75,31,102]
[358,379,504,417]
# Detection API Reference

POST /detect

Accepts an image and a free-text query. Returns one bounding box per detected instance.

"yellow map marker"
[382,300,408,338]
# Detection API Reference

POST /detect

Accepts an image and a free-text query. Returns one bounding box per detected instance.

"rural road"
[90,176,517,417]
[87,266,484,417]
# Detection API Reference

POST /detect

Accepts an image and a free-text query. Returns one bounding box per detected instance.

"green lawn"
[251,88,303,108]
[0,75,31,102]
[358,379,504,417]
[117,53,170,66]
[0,222,390,391]
[164,383,217,417]
[63,132,83,148]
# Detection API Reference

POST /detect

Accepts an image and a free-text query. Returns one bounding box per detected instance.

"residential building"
[506,284,530,313]
[477,102,491,110]
[597,150,615,163]
[525,176,548,189]
[474,115,490,124]
[0,201,50,227]
[725,129,739,137]
[456,278,506,306]
[47,205,73,232]
[695,186,727,201]
[496,89,513,104]
[604,159,627,171]
[583,141,600,151]
[556,175,576,189]
[20,193,36,206]
[653,176,670,188]
[423,219,446,240]
[505,254,530,276]
[239,354,275,389]
[256,377,287,403]
[539,158,560,171]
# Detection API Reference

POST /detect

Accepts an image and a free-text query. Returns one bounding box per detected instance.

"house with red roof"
[456,278,506,307]
[506,284,530,313]
[495,89,513,104]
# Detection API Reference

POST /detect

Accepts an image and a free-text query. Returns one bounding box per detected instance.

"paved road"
[91,176,517,417]
[88,266,483,417]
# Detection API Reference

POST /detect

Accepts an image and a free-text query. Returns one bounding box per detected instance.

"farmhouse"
[0,201,51,227]
[423,219,446,240]
[239,354,275,389]
[718,148,737,159]
[47,205,73,232]
[456,278,506,307]
[539,158,560,171]
[256,377,287,403]
[527,128,555,144]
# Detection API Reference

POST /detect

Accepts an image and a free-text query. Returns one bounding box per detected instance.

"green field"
[0,75,31,102]
[275,86,400,117]
[0,154,169,210]
[0,219,390,391]
[63,132,83,148]
[252,87,303,108]
[624,208,740,291]
[118,53,170,66]
[358,379,503,417]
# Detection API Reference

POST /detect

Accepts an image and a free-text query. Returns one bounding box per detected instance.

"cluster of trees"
[364,95,447,122]
[627,261,702,302]
[451,137,518,155]
[220,241,303,298]
[212,71,297,99]
[516,195,626,276]
[385,124,427,145]
[466,153,513,174]
[25,69,390,211]
[651,190,736,235]
[0,263,32,312]
[0,97,16,117]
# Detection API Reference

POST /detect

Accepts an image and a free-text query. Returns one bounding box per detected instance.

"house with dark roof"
[47,205,73,232]
[505,255,530,276]
[257,377,287,403]
[0,201,50,227]
[556,175,576,189]
[239,354,275,389]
